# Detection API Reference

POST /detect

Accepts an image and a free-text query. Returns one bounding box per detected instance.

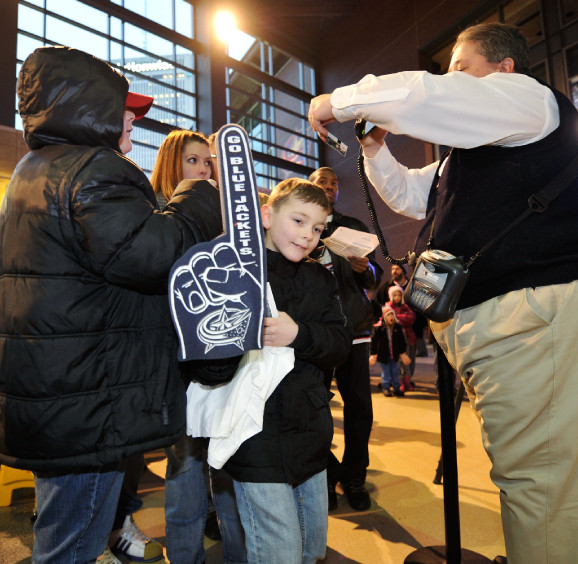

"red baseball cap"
[125,91,154,119]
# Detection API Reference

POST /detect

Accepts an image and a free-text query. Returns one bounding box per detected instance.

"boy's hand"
[369,354,377,366]
[263,312,298,347]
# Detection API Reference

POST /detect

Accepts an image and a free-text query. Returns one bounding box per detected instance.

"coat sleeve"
[181,355,243,386]
[290,265,352,370]
[70,152,223,293]
[395,304,416,328]
[393,325,407,358]
[370,326,379,355]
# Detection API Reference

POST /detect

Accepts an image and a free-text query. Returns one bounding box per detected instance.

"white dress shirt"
[330,71,560,219]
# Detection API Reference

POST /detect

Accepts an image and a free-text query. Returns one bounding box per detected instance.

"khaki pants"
[432,282,578,564]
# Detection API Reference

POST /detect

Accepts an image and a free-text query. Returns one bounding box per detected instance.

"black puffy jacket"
[0,47,222,471]
[224,250,351,486]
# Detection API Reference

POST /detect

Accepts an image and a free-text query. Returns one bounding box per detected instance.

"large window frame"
[16,0,199,175]
[13,0,319,186]
[224,34,318,190]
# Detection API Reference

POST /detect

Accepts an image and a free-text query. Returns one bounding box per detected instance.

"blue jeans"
[379,359,400,391]
[33,462,125,563]
[233,470,328,564]
[113,453,144,529]
[165,435,246,564]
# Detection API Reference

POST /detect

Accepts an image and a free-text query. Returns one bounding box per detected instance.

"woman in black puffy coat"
[0,46,222,562]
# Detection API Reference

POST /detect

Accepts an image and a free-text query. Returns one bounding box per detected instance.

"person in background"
[151,129,213,207]
[386,286,416,392]
[370,305,410,397]
[0,46,223,563]
[375,264,408,304]
[309,21,578,564]
[224,178,350,564]
[309,166,383,512]
[151,128,247,564]
[376,263,425,369]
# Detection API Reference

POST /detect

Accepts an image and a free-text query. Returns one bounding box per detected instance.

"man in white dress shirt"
[309,22,578,564]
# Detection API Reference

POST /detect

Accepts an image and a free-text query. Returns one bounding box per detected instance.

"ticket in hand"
[318,131,348,157]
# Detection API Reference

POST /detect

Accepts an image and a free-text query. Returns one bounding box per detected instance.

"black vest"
[415,83,578,309]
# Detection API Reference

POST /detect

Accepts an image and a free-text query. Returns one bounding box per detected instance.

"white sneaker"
[97,548,123,564]
[109,515,164,563]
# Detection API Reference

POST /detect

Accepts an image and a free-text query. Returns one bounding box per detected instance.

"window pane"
[110,16,122,40]
[301,64,315,95]
[225,28,318,187]
[14,62,23,130]
[46,17,108,59]
[124,0,173,30]
[110,40,123,63]
[18,4,44,36]
[431,43,453,74]
[176,45,195,70]
[175,92,196,120]
[17,34,44,62]
[503,0,542,46]
[561,0,578,25]
[175,0,193,37]
[531,60,547,83]
[567,43,578,77]
[238,41,263,72]
[272,89,306,124]
[130,132,165,175]
[124,23,172,55]
[567,44,578,109]
[269,45,290,76]
[46,0,108,34]
[255,162,308,192]
[227,30,258,63]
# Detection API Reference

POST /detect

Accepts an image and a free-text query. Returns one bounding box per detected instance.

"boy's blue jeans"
[379,359,400,391]
[233,470,328,564]
[33,462,125,563]
[165,435,247,564]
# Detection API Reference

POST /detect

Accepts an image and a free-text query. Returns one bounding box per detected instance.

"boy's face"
[261,197,327,262]
[384,311,395,326]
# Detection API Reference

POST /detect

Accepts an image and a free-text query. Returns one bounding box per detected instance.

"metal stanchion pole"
[434,382,466,485]
[404,343,491,564]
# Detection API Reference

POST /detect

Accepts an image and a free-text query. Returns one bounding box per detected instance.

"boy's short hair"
[267,178,331,213]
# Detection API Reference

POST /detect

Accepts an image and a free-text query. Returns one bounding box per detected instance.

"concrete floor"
[0,347,506,563]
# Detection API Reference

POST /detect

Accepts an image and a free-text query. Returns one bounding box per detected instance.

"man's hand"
[359,127,388,158]
[263,312,298,347]
[308,94,336,137]
[347,255,369,273]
